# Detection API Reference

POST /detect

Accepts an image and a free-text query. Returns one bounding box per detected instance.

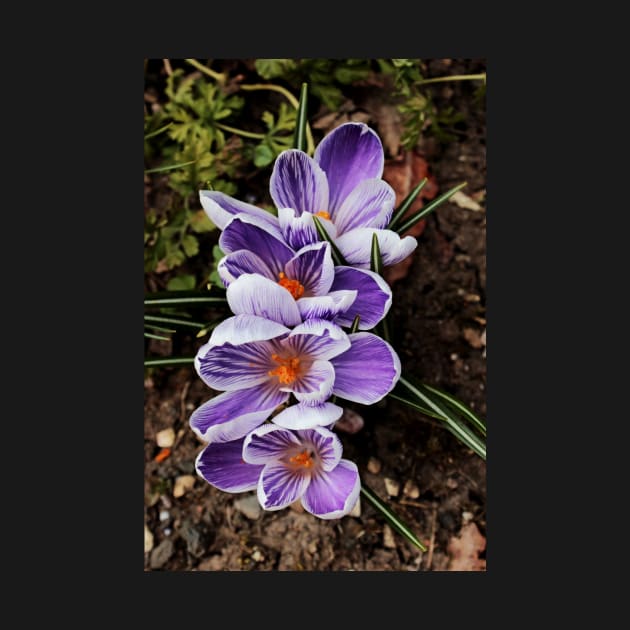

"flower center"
[277,272,304,299]
[289,449,314,469]
[268,354,301,385]
[315,210,330,220]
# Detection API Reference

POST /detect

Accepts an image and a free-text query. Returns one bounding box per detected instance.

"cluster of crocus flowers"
[191,122,415,519]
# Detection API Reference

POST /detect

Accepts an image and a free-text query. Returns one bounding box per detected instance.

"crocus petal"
[270,150,329,216]
[272,402,344,430]
[199,190,279,232]
[258,461,310,511]
[301,459,361,519]
[297,291,357,322]
[196,314,289,359]
[314,122,384,215]
[332,178,396,235]
[242,424,301,465]
[330,266,392,330]
[189,386,289,443]
[220,215,294,276]
[289,359,335,404]
[195,438,263,493]
[284,241,334,296]
[278,207,337,251]
[285,318,351,360]
[331,332,401,404]
[227,274,302,327]
[335,227,418,268]
[217,250,274,287]
[196,340,275,391]
[297,426,343,471]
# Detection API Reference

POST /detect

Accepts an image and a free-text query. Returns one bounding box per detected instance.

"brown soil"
[144,59,486,571]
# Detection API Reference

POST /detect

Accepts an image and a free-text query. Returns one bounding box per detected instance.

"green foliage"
[207,245,225,289]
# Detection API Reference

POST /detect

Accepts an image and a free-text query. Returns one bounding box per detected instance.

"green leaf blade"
[293,83,309,152]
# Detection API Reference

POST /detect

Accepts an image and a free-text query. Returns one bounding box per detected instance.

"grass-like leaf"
[360,483,427,552]
[421,382,486,437]
[293,83,309,152]
[144,291,227,308]
[396,376,486,460]
[388,177,428,230]
[144,314,207,330]
[144,332,171,341]
[144,159,198,174]
[144,122,173,140]
[312,216,347,265]
[370,233,391,342]
[144,356,195,368]
[350,315,361,334]
[387,391,449,422]
[395,181,467,235]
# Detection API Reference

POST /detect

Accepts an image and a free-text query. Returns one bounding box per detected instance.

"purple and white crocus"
[200,122,417,270]
[196,425,360,519]
[190,314,401,443]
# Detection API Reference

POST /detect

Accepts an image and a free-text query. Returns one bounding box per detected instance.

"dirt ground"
[144,59,486,571]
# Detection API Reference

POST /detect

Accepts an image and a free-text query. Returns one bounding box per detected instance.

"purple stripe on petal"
[333,178,396,235]
[258,461,310,511]
[220,215,294,276]
[330,266,392,330]
[289,359,335,404]
[195,438,263,493]
[284,241,334,296]
[297,426,343,471]
[189,386,289,443]
[285,319,350,360]
[199,190,279,232]
[196,340,274,391]
[335,228,418,268]
[301,459,361,519]
[297,291,357,322]
[272,402,343,430]
[242,424,301,465]
[277,208,319,250]
[270,150,329,217]
[331,333,402,404]
[199,314,289,352]
[314,123,384,215]
[218,250,274,287]
[227,274,302,327]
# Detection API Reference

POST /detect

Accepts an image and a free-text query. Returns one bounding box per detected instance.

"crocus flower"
[190,315,401,442]
[219,233,392,330]
[195,425,360,519]
[200,122,417,270]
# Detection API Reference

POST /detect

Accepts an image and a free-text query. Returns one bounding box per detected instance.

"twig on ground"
[425,503,438,570]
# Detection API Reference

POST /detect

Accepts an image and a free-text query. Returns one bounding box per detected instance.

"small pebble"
[335,408,365,434]
[307,541,318,555]
[289,500,305,513]
[234,494,262,520]
[150,539,174,569]
[173,475,196,498]
[383,524,396,549]
[450,353,459,361]
[159,510,170,522]
[156,428,175,448]
[462,511,474,524]
[403,479,420,499]
[384,478,400,497]
[367,457,382,474]
[446,478,458,489]
[144,525,154,553]
[251,549,264,563]
[163,528,172,536]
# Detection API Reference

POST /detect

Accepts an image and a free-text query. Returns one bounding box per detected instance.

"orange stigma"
[315,210,330,220]
[277,272,305,299]
[289,450,314,468]
[268,354,301,385]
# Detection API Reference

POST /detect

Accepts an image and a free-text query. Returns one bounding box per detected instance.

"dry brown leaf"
[447,522,486,571]
[463,327,484,349]
[451,190,483,212]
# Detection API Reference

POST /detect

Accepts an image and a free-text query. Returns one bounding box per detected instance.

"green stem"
[360,483,427,552]
[184,58,226,83]
[144,159,197,174]
[144,122,173,140]
[293,83,308,152]
[388,178,428,230]
[144,314,206,329]
[144,332,171,341]
[144,292,227,307]
[240,83,315,154]
[387,392,448,422]
[421,383,486,436]
[144,356,195,368]
[417,73,486,86]
[215,122,267,140]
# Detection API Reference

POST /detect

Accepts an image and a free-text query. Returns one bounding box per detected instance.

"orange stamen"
[277,271,305,299]
[289,450,314,468]
[268,353,301,385]
[315,210,330,220]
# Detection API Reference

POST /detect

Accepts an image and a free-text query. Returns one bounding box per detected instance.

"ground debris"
[173,475,196,498]
[234,494,262,520]
[447,522,486,571]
